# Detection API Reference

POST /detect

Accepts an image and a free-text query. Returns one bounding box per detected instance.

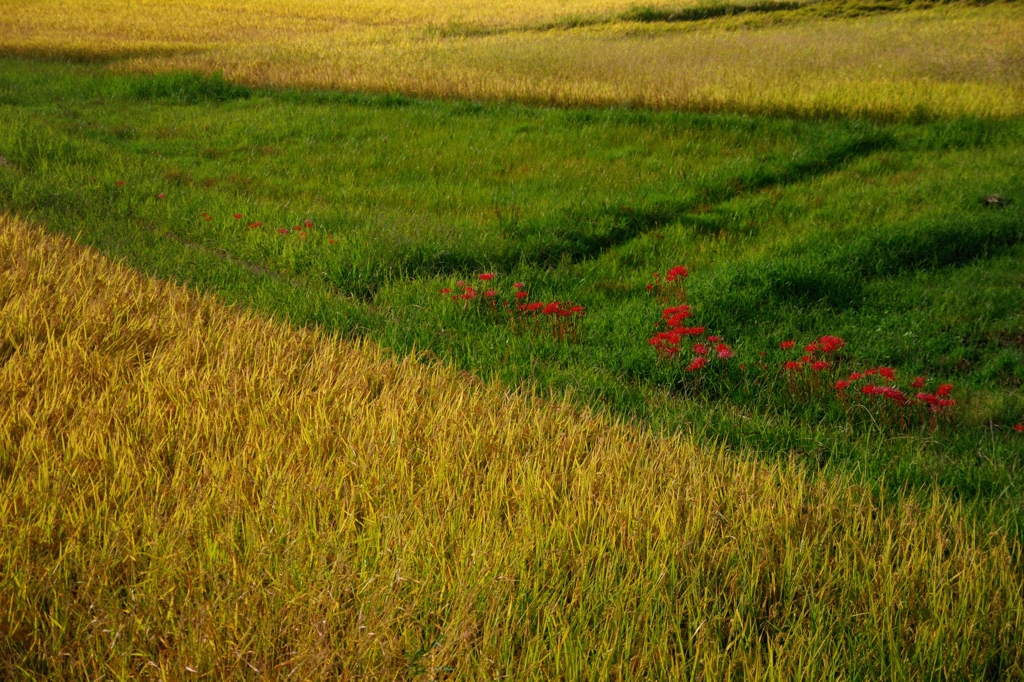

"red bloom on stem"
[666,265,689,282]
[693,343,708,356]
[662,304,692,327]
[278,227,289,235]
[849,372,863,380]
[234,213,243,219]
[440,288,451,294]
[707,335,721,342]
[304,219,314,228]
[686,356,707,372]
[780,340,795,350]
[835,380,850,391]
[819,335,846,353]
[716,343,733,359]
[1015,424,1024,433]
[570,306,585,315]
[463,287,477,300]
[513,282,524,289]
[456,280,465,287]
[478,273,495,281]
[156,193,165,199]
[812,360,830,372]
[542,302,561,315]
[247,221,262,229]
[911,376,927,388]
[645,283,653,291]
[805,342,820,353]
[937,383,953,396]
[785,361,803,372]
[516,291,528,299]
[879,367,896,381]
[865,369,878,376]
[484,289,496,298]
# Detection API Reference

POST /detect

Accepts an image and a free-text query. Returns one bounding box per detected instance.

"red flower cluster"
[647,265,689,303]
[648,271,733,374]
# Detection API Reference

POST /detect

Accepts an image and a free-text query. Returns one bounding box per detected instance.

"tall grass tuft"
[1,215,1023,677]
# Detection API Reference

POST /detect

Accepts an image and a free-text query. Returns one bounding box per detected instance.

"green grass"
[1,57,1022,534]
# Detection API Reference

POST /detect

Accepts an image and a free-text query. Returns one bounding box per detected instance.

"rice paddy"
[2,0,1024,676]
[2,0,1023,118]
[2,215,1023,678]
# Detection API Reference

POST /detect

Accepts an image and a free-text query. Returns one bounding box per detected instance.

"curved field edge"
[1,214,1022,677]
[1,0,1023,120]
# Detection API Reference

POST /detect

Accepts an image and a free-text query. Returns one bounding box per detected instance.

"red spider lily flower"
[938,399,955,408]
[156,193,165,199]
[304,219,313,228]
[716,344,734,359]
[819,335,846,353]
[675,326,705,336]
[513,282,524,289]
[478,273,495,281]
[484,289,496,298]
[879,367,896,381]
[328,237,337,245]
[440,288,451,295]
[661,304,693,327]
[785,361,803,372]
[456,280,465,287]
[234,213,243,219]
[693,343,708,355]
[247,221,263,229]
[849,372,863,380]
[911,376,927,388]
[570,305,585,315]
[937,384,953,396]
[542,302,561,315]
[516,291,528,299]
[202,212,212,221]
[278,227,289,235]
[666,265,689,282]
[686,356,707,372]
[812,360,830,372]
[801,355,812,363]
[1014,424,1023,432]
[835,380,850,391]
[527,302,544,312]
[645,283,653,291]
[116,180,125,187]
[882,387,908,404]
[865,369,878,376]
[780,341,795,350]
[861,385,884,396]
[805,342,820,353]
[462,288,477,300]
[707,335,721,342]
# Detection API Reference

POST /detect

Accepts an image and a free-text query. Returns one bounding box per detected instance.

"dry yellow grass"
[2,0,1023,118]
[1,215,1023,677]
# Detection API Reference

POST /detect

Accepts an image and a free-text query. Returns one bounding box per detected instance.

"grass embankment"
[1,59,1021,537]
[1,0,1023,118]
[2,215,1023,677]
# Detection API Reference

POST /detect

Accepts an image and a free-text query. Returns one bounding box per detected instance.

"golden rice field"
[2,215,1023,677]
[2,0,1023,118]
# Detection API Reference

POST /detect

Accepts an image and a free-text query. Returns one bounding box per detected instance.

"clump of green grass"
[3,215,1023,677]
